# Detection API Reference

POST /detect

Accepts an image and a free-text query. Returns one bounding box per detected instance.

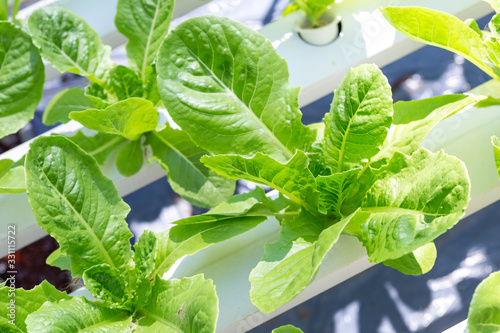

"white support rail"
[0,0,498,332]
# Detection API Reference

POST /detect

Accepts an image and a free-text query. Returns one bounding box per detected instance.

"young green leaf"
[467,271,500,333]
[250,210,357,313]
[147,124,236,208]
[25,135,134,276]
[0,280,70,333]
[322,64,393,172]
[46,248,71,271]
[70,98,158,141]
[26,297,132,332]
[0,159,25,194]
[136,275,218,333]
[83,264,132,310]
[134,230,157,308]
[354,149,470,262]
[42,87,96,125]
[317,168,360,217]
[27,7,114,83]
[381,7,500,80]
[116,140,144,177]
[492,136,500,180]
[64,131,126,165]
[107,65,145,101]
[383,242,437,275]
[0,22,44,139]
[157,15,315,163]
[202,151,320,212]
[272,325,304,333]
[115,0,174,81]
[85,82,111,109]
[370,94,478,166]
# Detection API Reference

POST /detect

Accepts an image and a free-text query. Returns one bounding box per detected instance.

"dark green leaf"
[83,264,132,309]
[27,7,114,83]
[25,136,134,276]
[0,22,44,139]
[107,65,144,101]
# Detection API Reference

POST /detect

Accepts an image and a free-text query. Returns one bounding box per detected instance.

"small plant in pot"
[283,0,341,45]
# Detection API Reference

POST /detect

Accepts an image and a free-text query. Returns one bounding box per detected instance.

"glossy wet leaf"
[0,22,44,139]
[323,64,393,172]
[202,151,319,212]
[107,65,144,101]
[0,281,69,333]
[116,140,144,177]
[27,7,114,83]
[26,297,132,333]
[381,7,500,80]
[25,136,134,276]
[70,98,158,141]
[468,271,500,333]
[43,87,96,125]
[355,149,470,262]
[157,16,315,163]
[136,275,217,333]
[147,124,235,208]
[115,0,175,80]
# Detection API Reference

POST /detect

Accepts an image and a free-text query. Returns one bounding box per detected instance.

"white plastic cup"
[294,13,341,46]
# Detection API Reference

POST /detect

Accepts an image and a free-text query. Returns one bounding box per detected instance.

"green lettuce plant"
[155,15,477,313]
[0,135,220,332]
[283,0,336,27]
[382,4,500,331]
[0,0,235,209]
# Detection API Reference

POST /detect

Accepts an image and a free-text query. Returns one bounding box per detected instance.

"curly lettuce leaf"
[0,281,69,333]
[202,151,319,212]
[323,64,393,172]
[136,275,217,333]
